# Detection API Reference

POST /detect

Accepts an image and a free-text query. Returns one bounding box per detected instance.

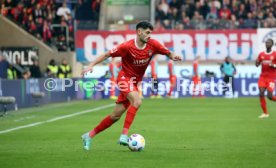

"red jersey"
[258,51,276,78]
[109,38,170,79]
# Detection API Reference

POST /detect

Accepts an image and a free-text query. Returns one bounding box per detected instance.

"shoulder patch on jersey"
[110,47,118,54]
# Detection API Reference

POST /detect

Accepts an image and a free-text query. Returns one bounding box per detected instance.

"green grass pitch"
[0,98,276,168]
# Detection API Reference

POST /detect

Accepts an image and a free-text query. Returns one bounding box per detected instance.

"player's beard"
[140,36,149,43]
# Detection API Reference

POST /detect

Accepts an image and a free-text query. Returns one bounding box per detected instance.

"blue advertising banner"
[0,77,274,111]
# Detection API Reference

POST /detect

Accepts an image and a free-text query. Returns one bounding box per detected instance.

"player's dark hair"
[136,21,153,31]
[267,38,274,44]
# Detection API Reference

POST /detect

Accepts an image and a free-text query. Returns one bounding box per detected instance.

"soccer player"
[109,58,119,100]
[256,39,276,119]
[150,56,161,98]
[167,60,177,98]
[192,56,203,97]
[81,21,182,150]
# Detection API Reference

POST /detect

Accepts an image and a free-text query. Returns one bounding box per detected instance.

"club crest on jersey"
[133,58,150,65]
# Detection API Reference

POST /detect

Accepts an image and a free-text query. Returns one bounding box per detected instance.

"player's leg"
[89,103,127,137]
[230,76,235,97]
[267,91,276,101]
[198,78,204,97]
[258,76,270,118]
[154,78,162,98]
[223,75,229,96]
[138,82,144,99]
[267,80,276,101]
[168,76,176,97]
[119,91,142,145]
[258,87,269,118]
[192,76,197,97]
[82,103,127,150]
[151,77,158,98]
[110,77,117,100]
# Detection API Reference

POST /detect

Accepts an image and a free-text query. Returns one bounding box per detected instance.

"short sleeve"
[151,39,170,56]
[257,52,263,61]
[109,42,128,58]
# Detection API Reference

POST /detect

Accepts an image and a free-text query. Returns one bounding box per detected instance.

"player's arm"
[82,43,126,76]
[167,51,182,61]
[255,54,262,67]
[153,39,182,61]
[82,52,111,75]
[255,59,261,67]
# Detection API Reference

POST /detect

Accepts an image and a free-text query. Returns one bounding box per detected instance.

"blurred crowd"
[155,0,276,30]
[0,0,101,51]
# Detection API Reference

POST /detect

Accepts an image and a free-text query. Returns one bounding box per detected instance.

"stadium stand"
[155,0,276,30]
[2,0,274,49]
[0,0,101,51]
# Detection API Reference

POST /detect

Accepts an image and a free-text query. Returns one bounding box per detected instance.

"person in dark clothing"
[0,51,9,79]
[30,59,42,78]
[220,56,236,97]
[14,58,24,79]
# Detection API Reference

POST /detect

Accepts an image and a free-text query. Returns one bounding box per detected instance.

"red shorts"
[170,75,177,85]
[258,76,276,92]
[115,71,141,108]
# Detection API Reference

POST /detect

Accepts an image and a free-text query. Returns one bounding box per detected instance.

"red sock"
[272,96,276,101]
[260,96,268,114]
[89,115,114,138]
[122,106,138,135]
[168,86,173,96]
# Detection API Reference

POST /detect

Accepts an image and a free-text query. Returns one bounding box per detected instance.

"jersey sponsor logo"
[133,58,150,65]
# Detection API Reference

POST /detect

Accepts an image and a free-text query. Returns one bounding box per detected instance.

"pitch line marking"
[0,103,115,134]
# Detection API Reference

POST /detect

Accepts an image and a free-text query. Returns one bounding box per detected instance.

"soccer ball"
[128,134,145,151]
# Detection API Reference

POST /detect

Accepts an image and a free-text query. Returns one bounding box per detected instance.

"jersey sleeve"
[257,52,263,61]
[152,39,171,56]
[109,42,128,58]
